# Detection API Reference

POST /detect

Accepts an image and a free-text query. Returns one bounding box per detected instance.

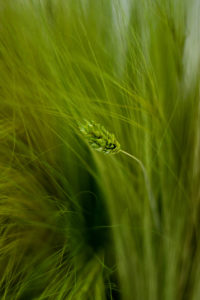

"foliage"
[0,0,200,299]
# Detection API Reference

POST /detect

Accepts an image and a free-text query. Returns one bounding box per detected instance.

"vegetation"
[0,0,200,299]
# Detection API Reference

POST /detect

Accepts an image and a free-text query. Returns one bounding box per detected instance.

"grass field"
[0,0,200,299]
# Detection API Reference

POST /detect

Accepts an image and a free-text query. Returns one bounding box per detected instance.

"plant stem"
[120,150,160,230]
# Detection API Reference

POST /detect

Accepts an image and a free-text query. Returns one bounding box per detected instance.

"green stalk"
[120,150,160,230]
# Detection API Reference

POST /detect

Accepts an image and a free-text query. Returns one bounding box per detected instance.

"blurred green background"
[0,0,200,299]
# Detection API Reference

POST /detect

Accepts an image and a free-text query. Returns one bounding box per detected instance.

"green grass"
[0,0,200,299]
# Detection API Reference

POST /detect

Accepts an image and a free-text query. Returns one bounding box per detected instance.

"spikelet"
[79,120,121,154]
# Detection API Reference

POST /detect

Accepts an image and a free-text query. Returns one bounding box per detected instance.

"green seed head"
[79,120,121,154]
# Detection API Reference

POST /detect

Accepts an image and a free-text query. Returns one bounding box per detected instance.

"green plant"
[79,119,160,229]
[0,0,199,299]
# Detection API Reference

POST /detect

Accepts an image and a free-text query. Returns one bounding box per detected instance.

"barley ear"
[79,120,121,154]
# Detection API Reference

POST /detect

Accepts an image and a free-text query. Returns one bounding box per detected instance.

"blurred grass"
[0,0,200,299]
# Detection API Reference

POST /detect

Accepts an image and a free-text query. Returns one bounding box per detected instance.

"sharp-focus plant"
[79,119,160,229]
